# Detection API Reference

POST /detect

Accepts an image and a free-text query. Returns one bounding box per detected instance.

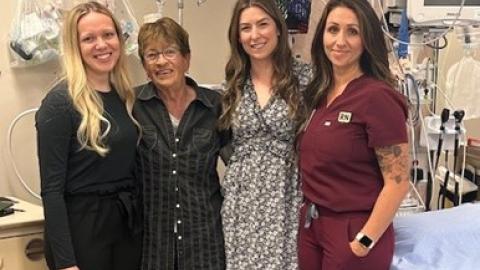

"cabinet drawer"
[0,233,48,270]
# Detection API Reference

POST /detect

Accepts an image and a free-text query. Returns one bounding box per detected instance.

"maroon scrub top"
[299,75,408,213]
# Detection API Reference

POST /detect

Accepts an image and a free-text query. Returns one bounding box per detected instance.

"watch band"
[355,232,375,249]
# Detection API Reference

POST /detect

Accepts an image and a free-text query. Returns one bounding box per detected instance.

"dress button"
[176,204,180,208]
[175,138,180,143]
[172,170,177,175]
[175,187,179,192]
[177,220,182,224]
[172,153,177,158]
[178,235,182,240]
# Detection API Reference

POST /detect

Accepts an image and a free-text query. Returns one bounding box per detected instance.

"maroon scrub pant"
[298,202,394,270]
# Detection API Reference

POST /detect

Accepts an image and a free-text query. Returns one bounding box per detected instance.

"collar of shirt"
[136,76,215,109]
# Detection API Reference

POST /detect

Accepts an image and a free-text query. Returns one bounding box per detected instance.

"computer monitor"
[408,0,480,25]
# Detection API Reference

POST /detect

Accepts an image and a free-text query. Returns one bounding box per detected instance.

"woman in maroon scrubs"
[298,1,410,269]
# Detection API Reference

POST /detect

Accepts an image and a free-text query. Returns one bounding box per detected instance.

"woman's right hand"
[60,266,80,270]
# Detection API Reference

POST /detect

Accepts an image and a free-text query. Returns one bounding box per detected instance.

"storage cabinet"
[0,197,47,270]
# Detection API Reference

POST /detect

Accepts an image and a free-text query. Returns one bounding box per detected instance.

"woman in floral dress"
[218,0,311,269]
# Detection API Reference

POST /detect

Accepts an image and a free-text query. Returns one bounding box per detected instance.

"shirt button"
[172,170,177,175]
[175,187,179,192]
[175,138,180,143]
[178,235,182,240]
[172,153,177,158]
[177,220,182,224]
[176,204,180,208]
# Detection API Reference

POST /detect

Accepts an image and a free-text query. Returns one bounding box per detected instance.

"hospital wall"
[1,1,479,205]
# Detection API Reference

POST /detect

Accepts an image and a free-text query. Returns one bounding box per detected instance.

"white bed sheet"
[391,203,480,270]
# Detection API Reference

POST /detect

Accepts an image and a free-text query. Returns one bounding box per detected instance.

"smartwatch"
[355,232,375,250]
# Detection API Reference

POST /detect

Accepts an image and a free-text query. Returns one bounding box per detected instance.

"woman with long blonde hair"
[36,2,141,270]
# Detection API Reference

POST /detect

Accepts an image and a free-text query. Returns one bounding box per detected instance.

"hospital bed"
[391,203,480,270]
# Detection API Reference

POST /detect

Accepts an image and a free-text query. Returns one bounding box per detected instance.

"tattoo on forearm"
[375,144,409,184]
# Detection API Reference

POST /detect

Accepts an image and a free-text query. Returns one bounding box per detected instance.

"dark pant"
[45,192,142,270]
[298,203,394,270]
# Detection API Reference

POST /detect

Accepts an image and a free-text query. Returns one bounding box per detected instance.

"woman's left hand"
[349,241,369,257]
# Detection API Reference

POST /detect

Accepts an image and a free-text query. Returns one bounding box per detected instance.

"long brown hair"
[218,0,303,129]
[304,0,394,117]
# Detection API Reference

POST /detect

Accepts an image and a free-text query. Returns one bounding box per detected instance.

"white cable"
[419,108,436,210]
[458,134,467,204]
[409,118,417,185]
[122,0,139,27]
[407,115,427,210]
[425,102,436,117]
[7,108,41,200]
[410,179,426,211]
[429,82,458,112]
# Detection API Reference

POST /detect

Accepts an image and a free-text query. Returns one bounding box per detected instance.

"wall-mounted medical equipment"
[419,114,466,151]
[8,0,140,67]
[379,0,480,211]
[8,0,62,68]
[407,0,480,25]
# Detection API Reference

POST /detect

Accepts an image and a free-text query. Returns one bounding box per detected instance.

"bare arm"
[350,143,410,256]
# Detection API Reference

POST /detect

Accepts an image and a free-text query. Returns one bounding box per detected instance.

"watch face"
[359,235,373,248]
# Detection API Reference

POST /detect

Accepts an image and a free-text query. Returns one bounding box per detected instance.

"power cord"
[6,108,41,200]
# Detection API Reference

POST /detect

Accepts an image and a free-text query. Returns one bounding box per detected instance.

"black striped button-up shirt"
[134,78,229,270]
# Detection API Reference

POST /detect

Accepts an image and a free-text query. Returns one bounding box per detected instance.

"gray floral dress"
[221,61,312,270]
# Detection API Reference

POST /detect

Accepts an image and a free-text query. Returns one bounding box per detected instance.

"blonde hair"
[62,1,138,156]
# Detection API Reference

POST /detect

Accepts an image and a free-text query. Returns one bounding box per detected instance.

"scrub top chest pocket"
[308,113,369,162]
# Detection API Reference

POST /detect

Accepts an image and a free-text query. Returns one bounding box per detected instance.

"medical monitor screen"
[408,0,480,24]
[425,0,480,5]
